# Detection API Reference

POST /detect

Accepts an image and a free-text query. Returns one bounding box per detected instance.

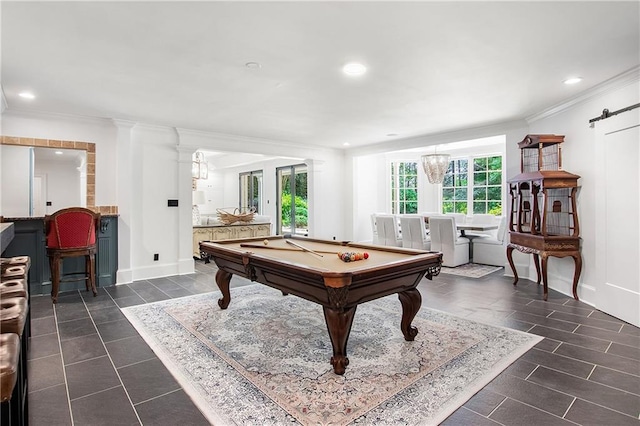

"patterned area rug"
[122,284,541,425]
[440,263,503,278]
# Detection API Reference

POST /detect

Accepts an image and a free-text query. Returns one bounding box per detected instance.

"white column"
[176,143,197,275]
[113,119,137,284]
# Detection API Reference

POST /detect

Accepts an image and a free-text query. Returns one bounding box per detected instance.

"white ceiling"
[2,1,639,150]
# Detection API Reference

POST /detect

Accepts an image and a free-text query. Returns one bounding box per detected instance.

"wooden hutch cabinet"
[506,134,582,301]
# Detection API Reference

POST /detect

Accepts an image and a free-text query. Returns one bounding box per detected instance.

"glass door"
[239,170,263,213]
[276,164,308,235]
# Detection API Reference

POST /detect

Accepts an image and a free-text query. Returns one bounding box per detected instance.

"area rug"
[440,263,503,278]
[122,284,541,425]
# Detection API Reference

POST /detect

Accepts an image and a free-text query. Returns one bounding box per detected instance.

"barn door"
[594,108,640,326]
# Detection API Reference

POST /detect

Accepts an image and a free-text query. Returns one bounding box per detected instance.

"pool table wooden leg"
[215,269,232,309]
[323,306,357,375]
[398,289,421,341]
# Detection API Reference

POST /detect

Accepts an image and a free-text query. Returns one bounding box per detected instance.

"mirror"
[1,136,95,218]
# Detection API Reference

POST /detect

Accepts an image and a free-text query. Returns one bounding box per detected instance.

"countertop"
[0,222,15,253]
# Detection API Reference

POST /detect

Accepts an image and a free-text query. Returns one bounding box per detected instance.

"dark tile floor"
[26,262,640,425]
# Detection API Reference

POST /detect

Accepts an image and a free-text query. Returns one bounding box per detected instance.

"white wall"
[527,75,640,305]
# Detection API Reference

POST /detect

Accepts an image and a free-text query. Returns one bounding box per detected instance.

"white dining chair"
[429,216,469,267]
[375,214,402,247]
[370,214,380,244]
[399,215,431,250]
[444,212,467,225]
[473,216,508,266]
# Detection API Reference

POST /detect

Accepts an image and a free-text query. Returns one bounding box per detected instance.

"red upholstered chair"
[45,207,101,303]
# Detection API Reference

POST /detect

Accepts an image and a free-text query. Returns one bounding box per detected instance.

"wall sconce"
[421,150,450,184]
[192,151,209,180]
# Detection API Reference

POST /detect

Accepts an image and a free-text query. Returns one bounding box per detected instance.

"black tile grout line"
[585,364,598,381]
[480,395,508,421]
[63,354,110,368]
[78,292,144,425]
[27,351,62,363]
[561,397,578,419]
[52,301,76,426]
[520,358,640,399]
[27,381,67,394]
[115,356,159,371]
[132,388,184,407]
[520,369,640,420]
[68,384,123,403]
[488,395,578,425]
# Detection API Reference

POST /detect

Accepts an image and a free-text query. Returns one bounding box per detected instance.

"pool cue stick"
[285,239,324,257]
[239,243,339,254]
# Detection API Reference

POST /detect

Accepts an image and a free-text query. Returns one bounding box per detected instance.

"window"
[391,162,418,214]
[442,159,468,214]
[473,156,502,215]
[239,170,263,213]
[442,155,502,215]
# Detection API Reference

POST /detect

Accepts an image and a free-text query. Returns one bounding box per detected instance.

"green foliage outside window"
[443,155,502,215]
[391,162,418,214]
[280,193,308,227]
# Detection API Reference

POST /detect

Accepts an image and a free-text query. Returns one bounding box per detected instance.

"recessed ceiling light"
[54,151,63,155]
[245,62,261,69]
[563,77,582,85]
[343,142,350,146]
[342,62,367,76]
[19,92,35,99]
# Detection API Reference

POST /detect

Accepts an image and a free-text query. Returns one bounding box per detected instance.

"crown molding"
[175,127,339,157]
[3,107,115,127]
[346,119,529,157]
[526,66,640,124]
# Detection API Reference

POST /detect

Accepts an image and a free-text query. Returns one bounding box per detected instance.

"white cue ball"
[263,239,269,245]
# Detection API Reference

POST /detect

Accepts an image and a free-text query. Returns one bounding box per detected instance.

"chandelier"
[192,151,209,180]
[421,152,450,184]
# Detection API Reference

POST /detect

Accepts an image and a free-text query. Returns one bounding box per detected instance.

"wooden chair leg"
[50,255,61,303]
[88,253,97,297]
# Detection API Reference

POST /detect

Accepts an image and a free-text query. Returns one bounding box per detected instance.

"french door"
[239,170,263,214]
[276,164,308,236]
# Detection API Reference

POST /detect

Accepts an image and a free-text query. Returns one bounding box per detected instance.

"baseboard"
[116,268,133,285]
[178,258,195,275]
[132,263,181,281]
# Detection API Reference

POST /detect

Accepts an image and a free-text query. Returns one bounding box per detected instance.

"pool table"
[200,235,442,375]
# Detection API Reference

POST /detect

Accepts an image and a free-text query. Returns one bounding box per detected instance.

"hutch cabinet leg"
[541,254,550,301]
[571,253,583,300]
[506,245,519,285]
[532,253,542,285]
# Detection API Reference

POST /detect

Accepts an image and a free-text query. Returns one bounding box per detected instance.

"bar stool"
[1,257,31,340]
[0,297,28,426]
[0,279,28,299]
[45,207,101,303]
[0,333,22,426]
